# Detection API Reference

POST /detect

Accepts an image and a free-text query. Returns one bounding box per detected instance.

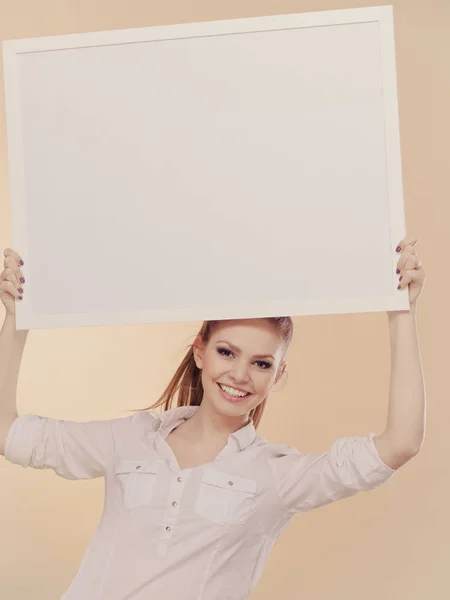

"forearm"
[0,313,28,420]
[384,304,426,453]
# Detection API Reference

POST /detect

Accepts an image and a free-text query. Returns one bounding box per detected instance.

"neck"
[183,402,250,443]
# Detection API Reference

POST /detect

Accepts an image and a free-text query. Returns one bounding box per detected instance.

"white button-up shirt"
[5,405,396,599]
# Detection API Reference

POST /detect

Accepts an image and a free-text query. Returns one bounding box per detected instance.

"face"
[193,319,287,418]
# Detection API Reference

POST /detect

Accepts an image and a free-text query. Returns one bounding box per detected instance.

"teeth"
[220,384,248,398]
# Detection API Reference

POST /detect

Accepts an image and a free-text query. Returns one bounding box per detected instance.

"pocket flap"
[115,459,163,475]
[202,467,257,494]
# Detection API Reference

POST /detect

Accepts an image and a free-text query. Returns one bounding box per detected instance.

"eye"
[255,360,272,370]
[217,347,234,358]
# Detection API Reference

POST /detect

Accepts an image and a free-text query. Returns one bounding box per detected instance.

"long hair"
[136,317,293,429]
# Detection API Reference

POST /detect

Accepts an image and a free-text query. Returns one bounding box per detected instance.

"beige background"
[0,0,446,598]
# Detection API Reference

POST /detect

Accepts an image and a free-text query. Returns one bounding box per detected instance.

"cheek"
[260,375,273,391]
[201,354,223,379]
[254,371,276,392]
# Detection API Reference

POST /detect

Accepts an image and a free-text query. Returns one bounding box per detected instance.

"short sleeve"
[4,413,137,480]
[269,433,398,513]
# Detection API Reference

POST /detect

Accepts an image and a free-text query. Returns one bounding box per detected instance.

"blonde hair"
[136,317,293,429]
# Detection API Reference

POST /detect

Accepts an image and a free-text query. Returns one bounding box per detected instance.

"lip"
[217,382,252,403]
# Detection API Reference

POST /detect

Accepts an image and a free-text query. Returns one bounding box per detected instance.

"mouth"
[217,383,252,403]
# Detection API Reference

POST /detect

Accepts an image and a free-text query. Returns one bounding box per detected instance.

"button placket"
[157,471,190,557]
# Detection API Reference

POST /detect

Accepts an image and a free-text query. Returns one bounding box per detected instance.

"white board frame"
[2,5,409,330]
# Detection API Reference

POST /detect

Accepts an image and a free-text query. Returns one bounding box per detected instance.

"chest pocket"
[194,467,257,525]
[115,459,163,511]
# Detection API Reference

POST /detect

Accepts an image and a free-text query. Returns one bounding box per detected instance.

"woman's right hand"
[0,249,25,316]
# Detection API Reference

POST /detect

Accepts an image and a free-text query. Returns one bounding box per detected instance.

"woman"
[0,239,426,600]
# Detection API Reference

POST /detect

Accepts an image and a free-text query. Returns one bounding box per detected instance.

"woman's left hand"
[395,236,426,306]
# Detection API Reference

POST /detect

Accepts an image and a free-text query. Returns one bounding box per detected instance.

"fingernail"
[396,246,401,252]
[20,278,25,283]
[18,296,23,300]
[18,288,23,293]
[396,268,400,274]
[399,276,403,281]
[397,285,400,290]
[19,260,24,266]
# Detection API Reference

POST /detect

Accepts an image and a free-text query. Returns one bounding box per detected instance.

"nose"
[229,359,250,384]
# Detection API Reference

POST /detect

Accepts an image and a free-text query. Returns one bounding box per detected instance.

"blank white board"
[2,5,409,330]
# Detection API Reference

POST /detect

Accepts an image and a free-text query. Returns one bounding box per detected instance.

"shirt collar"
[151,405,257,451]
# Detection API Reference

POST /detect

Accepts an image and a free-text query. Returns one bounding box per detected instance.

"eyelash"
[217,347,272,370]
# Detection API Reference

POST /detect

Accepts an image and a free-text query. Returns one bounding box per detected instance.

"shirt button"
[177,477,183,482]
[136,465,141,470]
[172,501,178,507]
[228,481,234,486]
[166,526,171,532]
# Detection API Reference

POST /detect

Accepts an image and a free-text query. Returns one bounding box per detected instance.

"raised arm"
[0,313,28,455]
[0,249,28,455]
[373,237,426,469]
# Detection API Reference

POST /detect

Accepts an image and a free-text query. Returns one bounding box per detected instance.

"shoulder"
[127,409,161,431]
[254,435,303,459]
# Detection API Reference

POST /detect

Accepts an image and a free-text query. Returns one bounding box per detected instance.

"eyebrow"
[216,340,275,361]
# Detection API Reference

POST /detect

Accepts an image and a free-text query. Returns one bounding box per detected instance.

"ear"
[192,336,205,369]
[274,361,287,385]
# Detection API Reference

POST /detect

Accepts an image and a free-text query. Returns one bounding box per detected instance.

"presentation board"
[2,5,408,330]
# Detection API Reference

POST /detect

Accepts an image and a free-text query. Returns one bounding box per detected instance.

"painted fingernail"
[20,277,25,283]
[18,288,23,293]
[18,296,23,300]
[396,246,401,252]
[399,276,403,281]
[397,285,400,290]
[396,268,400,274]
[19,260,24,266]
